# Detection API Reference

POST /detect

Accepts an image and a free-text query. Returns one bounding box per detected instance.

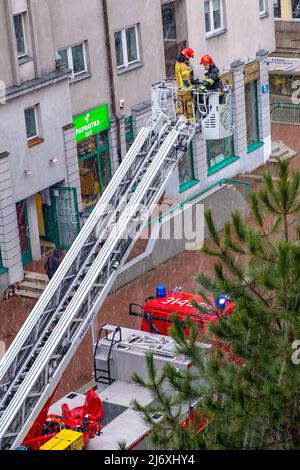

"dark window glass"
[114,31,124,67]
[162,3,177,40]
[213,0,222,29]
[204,1,211,32]
[179,144,194,185]
[126,27,138,63]
[72,44,85,75]
[274,0,281,18]
[207,136,234,168]
[59,49,68,66]
[292,0,300,18]
[245,81,259,147]
[14,14,26,57]
[25,107,37,139]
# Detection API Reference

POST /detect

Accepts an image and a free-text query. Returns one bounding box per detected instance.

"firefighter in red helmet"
[175,47,196,120]
[199,54,222,91]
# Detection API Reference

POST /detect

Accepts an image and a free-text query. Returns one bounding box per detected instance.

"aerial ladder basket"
[151,81,233,141]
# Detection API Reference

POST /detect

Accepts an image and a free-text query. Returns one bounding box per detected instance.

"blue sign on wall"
[262,84,269,94]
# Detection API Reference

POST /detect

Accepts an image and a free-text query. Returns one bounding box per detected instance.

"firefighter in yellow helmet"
[175,47,195,120]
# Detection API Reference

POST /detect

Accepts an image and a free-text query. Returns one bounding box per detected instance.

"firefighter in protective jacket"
[175,47,195,120]
[199,54,222,91]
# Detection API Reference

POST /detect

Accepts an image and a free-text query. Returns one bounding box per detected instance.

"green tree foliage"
[132,159,300,449]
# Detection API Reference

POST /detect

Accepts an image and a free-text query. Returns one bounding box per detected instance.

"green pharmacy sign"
[73,105,110,142]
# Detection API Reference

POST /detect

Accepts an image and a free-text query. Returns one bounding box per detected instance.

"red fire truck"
[129,285,243,367]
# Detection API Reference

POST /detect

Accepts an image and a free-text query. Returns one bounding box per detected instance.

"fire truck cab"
[130,285,235,336]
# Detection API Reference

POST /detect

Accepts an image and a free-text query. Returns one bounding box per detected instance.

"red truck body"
[139,291,235,335]
[130,287,244,367]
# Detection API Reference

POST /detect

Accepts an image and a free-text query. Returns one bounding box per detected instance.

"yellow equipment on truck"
[39,429,84,451]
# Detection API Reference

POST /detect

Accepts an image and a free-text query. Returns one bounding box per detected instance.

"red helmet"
[200,54,214,66]
[181,48,194,59]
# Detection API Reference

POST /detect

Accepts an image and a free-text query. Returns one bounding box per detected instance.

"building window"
[77,132,112,211]
[114,25,140,69]
[162,1,177,40]
[245,81,260,149]
[292,0,300,18]
[259,0,267,15]
[178,143,197,191]
[24,106,38,140]
[58,42,87,77]
[207,136,235,169]
[13,13,27,58]
[204,0,224,34]
[273,0,281,18]
[125,115,135,152]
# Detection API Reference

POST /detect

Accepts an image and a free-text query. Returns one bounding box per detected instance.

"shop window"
[114,25,140,69]
[24,106,39,140]
[204,0,224,35]
[245,81,260,151]
[207,136,235,169]
[292,0,300,18]
[59,42,88,78]
[77,132,112,211]
[178,143,198,192]
[273,0,281,18]
[162,1,177,40]
[125,115,134,152]
[13,13,27,58]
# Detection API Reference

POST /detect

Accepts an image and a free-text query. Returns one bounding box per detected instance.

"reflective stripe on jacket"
[175,61,193,89]
[204,65,222,90]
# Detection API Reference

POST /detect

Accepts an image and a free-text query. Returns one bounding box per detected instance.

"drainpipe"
[102,0,122,166]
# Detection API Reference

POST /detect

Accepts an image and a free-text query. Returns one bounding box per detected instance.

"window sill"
[259,12,269,19]
[18,55,33,65]
[206,28,227,40]
[247,141,264,154]
[117,62,144,76]
[179,179,199,193]
[70,72,92,85]
[207,156,240,176]
[27,137,45,148]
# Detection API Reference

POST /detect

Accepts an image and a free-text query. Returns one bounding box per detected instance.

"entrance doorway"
[16,200,32,265]
[36,187,81,252]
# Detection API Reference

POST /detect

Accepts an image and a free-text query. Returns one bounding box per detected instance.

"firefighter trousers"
[177,91,194,121]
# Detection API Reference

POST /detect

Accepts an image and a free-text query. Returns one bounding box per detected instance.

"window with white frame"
[259,0,267,15]
[24,106,38,140]
[13,13,27,58]
[114,25,140,69]
[204,0,224,34]
[58,42,87,77]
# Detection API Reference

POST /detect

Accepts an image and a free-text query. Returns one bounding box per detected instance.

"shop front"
[73,105,111,211]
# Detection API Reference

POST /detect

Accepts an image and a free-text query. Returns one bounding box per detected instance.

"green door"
[16,200,32,265]
[50,187,80,250]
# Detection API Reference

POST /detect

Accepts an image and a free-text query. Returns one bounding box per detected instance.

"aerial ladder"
[0,82,232,449]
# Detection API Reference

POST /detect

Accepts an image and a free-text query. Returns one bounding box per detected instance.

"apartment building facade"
[268,0,300,105]
[0,0,275,293]
[0,0,165,291]
[150,0,275,198]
